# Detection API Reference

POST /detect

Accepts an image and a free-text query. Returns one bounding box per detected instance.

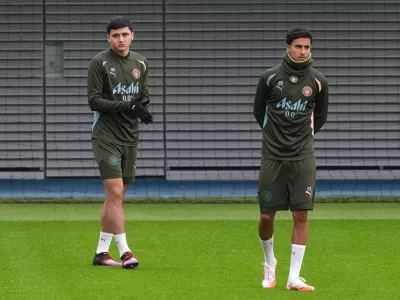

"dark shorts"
[92,138,138,184]
[257,157,316,214]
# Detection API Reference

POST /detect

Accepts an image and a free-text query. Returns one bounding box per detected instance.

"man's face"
[286,38,311,61]
[107,27,134,54]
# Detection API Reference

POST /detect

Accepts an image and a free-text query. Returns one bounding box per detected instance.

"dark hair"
[107,16,133,34]
[286,27,312,45]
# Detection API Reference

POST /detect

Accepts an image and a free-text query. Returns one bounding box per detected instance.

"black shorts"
[257,157,316,213]
[92,138,138,184]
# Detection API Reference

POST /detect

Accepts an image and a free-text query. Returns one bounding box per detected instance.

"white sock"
[114,233,131,257]
[260,237,275,266]
[96,231,113,254]
[288,244,306,282]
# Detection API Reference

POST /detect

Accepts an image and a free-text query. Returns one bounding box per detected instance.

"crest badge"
[132,69,140,79]
[302,86,312,97]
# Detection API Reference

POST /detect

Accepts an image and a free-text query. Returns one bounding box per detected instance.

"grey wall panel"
[0,1,44,176]
[165,0,400,180]
[44,0,164,177]
[2,1,399,180]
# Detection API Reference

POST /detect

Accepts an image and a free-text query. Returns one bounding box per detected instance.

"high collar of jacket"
[281,52,313,77]
[109,47,131,59]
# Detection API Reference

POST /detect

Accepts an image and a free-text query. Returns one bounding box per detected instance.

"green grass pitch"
[0,203,398,300]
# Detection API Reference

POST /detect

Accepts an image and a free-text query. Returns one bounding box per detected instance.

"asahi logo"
[112,82,139,95]
[276,97,308,118]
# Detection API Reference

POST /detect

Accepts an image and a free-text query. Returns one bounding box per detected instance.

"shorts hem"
[260,206,289,214]
[289,206,314,211]
[101,175,122,180]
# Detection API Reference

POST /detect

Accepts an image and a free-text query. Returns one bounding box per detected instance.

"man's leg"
[93,178,125,267]
[259,212,278,288]
[102,178,125,234]
[286,158,315,291]
[91,138,123,266]
[286,210,314,291]
[259,212,276,266]
[112,182,138,269]
[288,210,309,283]
[292,210,308,245]
[258,159,288,288]
[113,145,139,269]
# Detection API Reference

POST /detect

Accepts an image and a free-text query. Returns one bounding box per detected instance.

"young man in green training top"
[87,16,153,269]
[253,27,328,291]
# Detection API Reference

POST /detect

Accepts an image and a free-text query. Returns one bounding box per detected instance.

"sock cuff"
[260,236,274,242]
[100,231,114,237]
[292,244,306,249]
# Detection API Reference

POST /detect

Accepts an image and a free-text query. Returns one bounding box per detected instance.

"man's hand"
[140,97,150,109]
[129,96,153,124]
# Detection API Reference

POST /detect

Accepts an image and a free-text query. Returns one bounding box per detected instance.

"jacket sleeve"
[140,58,150,108]
[253,74,269,129]
[314,79,329,134]
[87,58,131,112]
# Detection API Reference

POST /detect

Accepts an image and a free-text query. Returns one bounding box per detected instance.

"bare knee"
[292,210,308,224]
[260,213,276,224]
[108,186,124,202]
[104,179,125,203]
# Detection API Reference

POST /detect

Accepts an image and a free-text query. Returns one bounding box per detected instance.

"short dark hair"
[286,27,312,45]
[107,16,133,34]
